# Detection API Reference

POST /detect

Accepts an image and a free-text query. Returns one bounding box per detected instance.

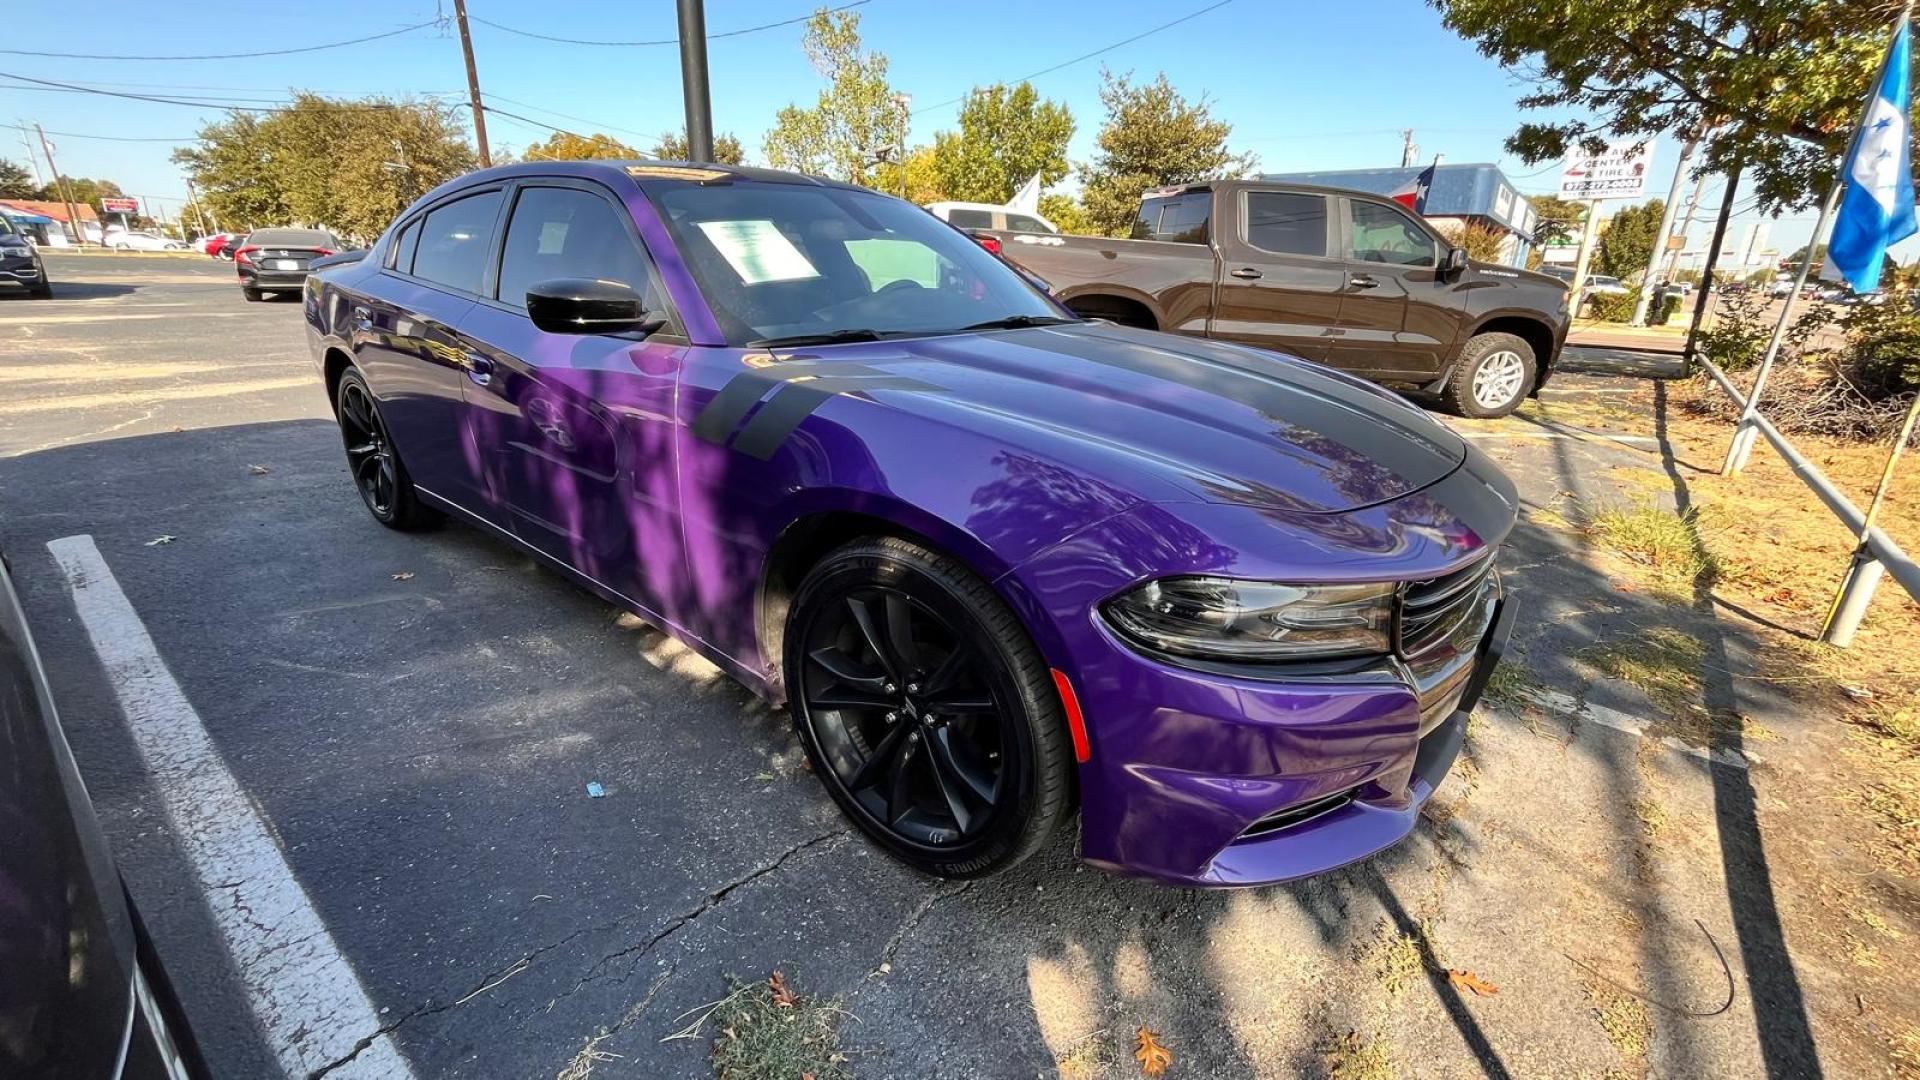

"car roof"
[446,159,870,195]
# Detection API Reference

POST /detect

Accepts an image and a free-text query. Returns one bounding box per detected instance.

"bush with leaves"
[1585,288,1641,323]
[1832,293,1920,400]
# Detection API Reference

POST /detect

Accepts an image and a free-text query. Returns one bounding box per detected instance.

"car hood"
[842,322,1468,515]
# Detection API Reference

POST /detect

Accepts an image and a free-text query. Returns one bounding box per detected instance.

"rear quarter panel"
[992,233,1218,334]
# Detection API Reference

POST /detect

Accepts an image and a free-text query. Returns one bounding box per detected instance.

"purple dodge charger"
[304,161,1516,887]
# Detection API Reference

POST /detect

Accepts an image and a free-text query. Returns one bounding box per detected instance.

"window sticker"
[537,221,569,255]
[695,219,820,284]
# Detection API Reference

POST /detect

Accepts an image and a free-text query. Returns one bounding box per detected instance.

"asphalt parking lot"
[0,254,1896,1079]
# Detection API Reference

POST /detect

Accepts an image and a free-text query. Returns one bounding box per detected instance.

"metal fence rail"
[1698,354,1920,645]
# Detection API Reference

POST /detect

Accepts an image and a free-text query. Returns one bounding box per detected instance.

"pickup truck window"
[946,207,994,229]
[1244,192,1328,257]
[648,181,1059,344]
[1348,200,1437,267]
[1003,212,1053,234]
[1130,193,1210,244]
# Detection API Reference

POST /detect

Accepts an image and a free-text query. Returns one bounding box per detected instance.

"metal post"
[452,0,491,168]
[677,0,714,162]
[35,124,85,247]
[1631,132,1697,325]
[1721,183,1844,474]
[1682,162,1743,370]
[1566,200,1603,318]
[891,93,911,199]
[1823,391,1920,645]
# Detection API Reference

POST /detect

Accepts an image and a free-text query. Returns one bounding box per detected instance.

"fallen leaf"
[248,464,271,475]
[1447,968,1500,997]
[769,970,797,1008]
[144,535,176,546]
[1134,1026,1172,1077]
[391,571,415,581]
[752,771,776,782]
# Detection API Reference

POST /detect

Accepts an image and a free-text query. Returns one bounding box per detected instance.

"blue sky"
[0,0,1834,257]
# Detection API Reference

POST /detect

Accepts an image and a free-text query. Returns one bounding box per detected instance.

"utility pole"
[17,123,43,186]
[1630,131,1699,325]
[677,0,714,161]
[35,124,85,247]
[1682,163,1743,371]
[891,93,912,198]
[1566,200,1603,318]
[186,178,215,236]
[1400,129,1417,168]
[1661,167,1710,285]
[452,0,491,167]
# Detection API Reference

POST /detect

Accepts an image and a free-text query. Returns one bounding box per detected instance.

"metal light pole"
[677,0,714,162]
[1565,201,1603,318]
[1630,131,1698,325]
[1682,162,1743,371]
[891,93,912,198]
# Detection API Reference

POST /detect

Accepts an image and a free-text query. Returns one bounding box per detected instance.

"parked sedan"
[235,228,340,300]
[304,162,1515,887]
[0,546,206,1077]
[0,214,51,297]
[106,230,187,252]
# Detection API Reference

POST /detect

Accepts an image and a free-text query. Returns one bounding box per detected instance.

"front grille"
[1397,553,1497,659]
[1234,789,1357,842]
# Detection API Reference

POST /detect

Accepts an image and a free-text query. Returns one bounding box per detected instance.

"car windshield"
[646,180,1062,345]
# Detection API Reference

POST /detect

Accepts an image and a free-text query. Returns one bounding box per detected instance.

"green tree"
[1038,193,1097,235]
[1594,198,1665,279]
[176,95,474,242]
[1078,69,1256,236]
[653,129,747,165]
[1787,242,1830,266]
[524,131,640,160]
[873,145,946,203]
[1433,0,1902,213]
[0,159,34,199]
[763,9,903,186]
[36,176,129,219]
[1526,193,1584,247]
[928,82,1075,203]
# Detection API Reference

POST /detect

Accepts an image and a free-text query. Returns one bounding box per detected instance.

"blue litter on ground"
[585,781,605,798]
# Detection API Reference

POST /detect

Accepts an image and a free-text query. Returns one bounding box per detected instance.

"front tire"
[242,286,261,302]
[1443,332,1536,418]
[29,282,50,299]
[785,537,1073,878]
[333,367,440,530]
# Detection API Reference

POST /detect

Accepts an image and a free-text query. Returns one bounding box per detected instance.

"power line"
[911,0,1236,116]
[481,104,582,138]
[0,70,444,113]
[480,93,654,141]
[471,0,867,47]
[31,126,198,143]
[0,21,440,61]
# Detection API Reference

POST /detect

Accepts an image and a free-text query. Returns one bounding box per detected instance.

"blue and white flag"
[1830,15,1917,292]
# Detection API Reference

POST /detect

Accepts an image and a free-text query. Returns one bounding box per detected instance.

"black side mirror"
[526,277,664,336]
[1442,247,1469,274]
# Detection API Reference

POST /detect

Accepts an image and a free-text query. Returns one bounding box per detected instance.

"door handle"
[1348,274,1379,290]
[350,306,373,331]
[462,352,495,387]
[1229,267,1263,280]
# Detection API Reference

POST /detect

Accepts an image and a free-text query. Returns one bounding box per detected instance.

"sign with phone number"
[1559,143,1655,200]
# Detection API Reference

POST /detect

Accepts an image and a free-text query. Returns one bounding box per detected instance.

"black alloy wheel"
[787,536,1072,878]
[333,368,438,530]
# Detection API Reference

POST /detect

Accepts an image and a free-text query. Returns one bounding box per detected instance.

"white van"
[925,201,1059,235]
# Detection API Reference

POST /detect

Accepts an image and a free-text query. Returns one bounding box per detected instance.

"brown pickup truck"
[987,179,1571,417]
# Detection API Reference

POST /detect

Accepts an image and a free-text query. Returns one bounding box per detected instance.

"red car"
[204,233,242,260]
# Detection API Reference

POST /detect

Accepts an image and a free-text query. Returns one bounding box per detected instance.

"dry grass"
[1581,976,1652,1063]
[704,973,854,1080]
[1578,627,1708,719]
[1323,1029,1396,1080]
[1358,920,1426,998]
[1584,502,1728,603]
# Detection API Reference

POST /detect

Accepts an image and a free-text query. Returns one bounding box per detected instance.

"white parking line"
[1514,686,1753,769]
[46,535,415,1080]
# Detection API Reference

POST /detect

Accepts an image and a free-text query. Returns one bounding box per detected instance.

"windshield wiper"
[957,314,1078,331]
[747,328,892,348]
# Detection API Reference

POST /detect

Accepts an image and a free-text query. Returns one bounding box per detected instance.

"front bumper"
[0,256,43,286]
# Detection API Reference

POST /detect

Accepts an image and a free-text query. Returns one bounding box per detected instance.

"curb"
[42,248,210,258]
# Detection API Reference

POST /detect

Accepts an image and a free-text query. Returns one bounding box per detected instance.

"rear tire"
[242,286,261,302]
[1443,332,1536,418]
[333,367,440,531]
[784,536,1073,878]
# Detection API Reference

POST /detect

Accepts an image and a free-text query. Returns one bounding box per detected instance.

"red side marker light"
[1051,668,1091,763]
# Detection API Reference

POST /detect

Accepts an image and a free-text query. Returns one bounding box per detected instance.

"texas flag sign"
[1390,163,1438,215]
[1830,14,1917,292]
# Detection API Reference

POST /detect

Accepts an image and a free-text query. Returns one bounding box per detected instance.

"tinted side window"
[387,218,421,272]
[1349,201,1436,267]
[412,190,503,294]
[1003,213,1052,234]
[497,186,656,311]
[1244,192,1327,257]
[945,207,993,229]
[1129,194,1210,244]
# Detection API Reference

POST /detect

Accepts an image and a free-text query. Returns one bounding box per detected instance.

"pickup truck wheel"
[1444,333,1535,418]
[786,536,1073,879]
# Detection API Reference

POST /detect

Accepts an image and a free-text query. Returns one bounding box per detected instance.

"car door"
[349,187,505,512]
[453,179,688,613]
[1327,196,1463,379]
[1207,189,1345,361]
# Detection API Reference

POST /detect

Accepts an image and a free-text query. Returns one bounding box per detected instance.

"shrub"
[1586,288,1641,323]
[1833,292,1920,398]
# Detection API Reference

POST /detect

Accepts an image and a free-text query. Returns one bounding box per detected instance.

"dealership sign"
[1559,142,1655,200]
[100,197,139,214]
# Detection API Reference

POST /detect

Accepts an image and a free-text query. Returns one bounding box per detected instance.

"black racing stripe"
[1017,324,1462,492]
[691,361,898,446]
[731,376,944,460]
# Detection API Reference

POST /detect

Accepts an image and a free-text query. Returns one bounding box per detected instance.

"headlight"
[0,242,30,257]
[1103,577,1394,661]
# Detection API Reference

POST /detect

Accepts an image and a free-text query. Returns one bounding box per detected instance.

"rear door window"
[495,185,657,311]
[1244,192,1328,257]
[1130,193,1211,244]
[1003,212,1053,234]
[387,219,421,272]
[411,189,504,295]
[944,207,994,230]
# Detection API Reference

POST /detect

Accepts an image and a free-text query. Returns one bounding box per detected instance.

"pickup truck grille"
[1397,553,1497,659]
